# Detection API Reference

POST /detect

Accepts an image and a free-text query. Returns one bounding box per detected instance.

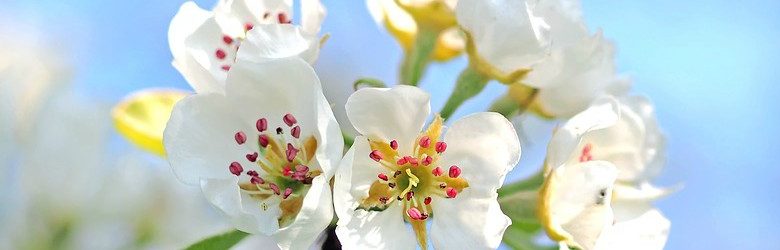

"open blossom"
[366,0,464,61]
[539,96,671,250]
[455,0,551,77]
[334,85,520,249]
[163,57,342,249]
[169,0,325,93]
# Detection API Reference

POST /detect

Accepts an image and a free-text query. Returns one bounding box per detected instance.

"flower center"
[228,113,319,227]
[213,11,293,72]
[357,116,469,222]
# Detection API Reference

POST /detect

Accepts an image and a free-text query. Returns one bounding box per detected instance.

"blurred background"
[1,0,778,249]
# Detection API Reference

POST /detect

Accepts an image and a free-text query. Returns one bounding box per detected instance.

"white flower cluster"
[111,0,674,249]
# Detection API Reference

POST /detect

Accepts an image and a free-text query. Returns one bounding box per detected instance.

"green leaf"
[185,229,250,250]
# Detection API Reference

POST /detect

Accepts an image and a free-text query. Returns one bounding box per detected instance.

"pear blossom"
[455,0,551,76]
[366,0,464,61]
[539,96,671,250]
[163,57,342,249]
[334,85,520,249]
[169,0,326,93]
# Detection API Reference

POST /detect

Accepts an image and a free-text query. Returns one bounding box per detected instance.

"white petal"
[612,182,678,203]
[623,96,667,181]
[237,24,320,65]
[273,175,333,250]
[345,86,430,154]
[440,112,521,193]
[216,0,292,26]
[429,189,511,249]
[201,177,282,235]
[301,0,326,34]
[334,140,415,250]
[169,2,211,63]
[225,57,342,176]
[336,136,388,210]
[169,3,224,93]
[596,207,670,250]
[163,93,247,185]
[180,16,245,92]
[546,161,617,250]
[546,96,620,173]
[456,0,551,73]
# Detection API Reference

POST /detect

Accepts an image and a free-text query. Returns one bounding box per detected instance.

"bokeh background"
[1,0,778,249]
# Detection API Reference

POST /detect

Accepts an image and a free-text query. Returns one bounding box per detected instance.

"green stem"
[343,132,355,148]
[498,168,545,198]
[439,66,490,120]
[488,95,520,118]
[353,78,386,90]
[399,26,438,86]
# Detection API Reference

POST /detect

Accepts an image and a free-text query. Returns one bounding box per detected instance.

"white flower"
[539,96,671,250]
[334,85,521,249]
[455,0,551,75]
[169,0,325,93]
[163,57,342,249]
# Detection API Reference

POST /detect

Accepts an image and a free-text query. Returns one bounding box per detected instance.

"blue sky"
[2,0,778,248]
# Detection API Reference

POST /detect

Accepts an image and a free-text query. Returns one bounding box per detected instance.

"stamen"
[256,118,267,132]
[276,127,284,134]
[234,131,247,144]
[439,183,447,189]
[422,155,433,166]
[223,35,233,45]
[263,12,271,19]
[432,167,443,176]
[446,187,458,198]
[390,140,398,150]
[258,134,270,147]
[247,170,259,177]
[579,143,594,162]
[244,23,254,31]
[283,113,297,127]
[378,173,389,181]
[221,65,231,71]
[283,165,293,176]
[291,126,301,139]
[406,191,414,201]
[246,152,258,162]
[407,207,423,220]
[283,188,293,199]
[286,143,299,162]
[369,150,383,162]
[396,157,408,165]
[278,13,291,24]
[229,162,243,176]
[424,196,432,205]
[379,197,389,204]
[419,136,431,148]
[435,141,447,153]
[215,49,226,60]
[449,165,461,178]
[407,156,419,166]
[250,176,264,184]
[388,183,396,188]
[269,183,281,195]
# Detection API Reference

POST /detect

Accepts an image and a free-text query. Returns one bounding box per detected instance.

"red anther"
[215,49,226,60]
[283,165,292,176]
[291,126,301,138]
[369,150,383,162]
[379,197,389,204]
[283,187,293,199]
[244,23,254,31]
[432,167,443,176]
[388,183,396,188]
[408,157,419,166]
[229,162,243,176]
[579,143,594,162]
[269,183,281,195]
[283,113,297,126]
[406,191,414,201]
[419,213,429,220]
[449,165,461,178]
[235,131,247,144]
[223,35,233,45]
[424,196,432,205]
[390,140,398,150]
[258,134,270,148]
[396,157,408,165]
[378,173,389,181]
[286,143,299,162]
[221,65,231,71]
[247,170,259,177]
[419,136,431,148]
[246,152,258,162]
[435,141,447,153]
[250,176,264,184]
[256,118,268,132]
[295,165,309,173]
[394,170,402,178]
[446,187,458,198]
[422,156,433,166]
[278,13,291,23]
[407,207,423,220]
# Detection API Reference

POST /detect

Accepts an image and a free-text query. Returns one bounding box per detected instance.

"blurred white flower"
[539,96,671,250]
[455,0,551,76]
[169,0,326,93]
[335,85,520,249]
[163,57,342,249]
